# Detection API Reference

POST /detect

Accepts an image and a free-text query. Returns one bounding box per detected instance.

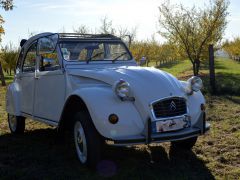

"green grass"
[207,58,240,95]
[0,58,239,179]
[146,60,192,77]
[159,60,192,77]
[4,74,14,84]
[214,58,240,74]
[1,71,14,85]
[201,58,240,95]
[159,58,240,96]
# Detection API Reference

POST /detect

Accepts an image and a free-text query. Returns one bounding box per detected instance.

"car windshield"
[59,41,132,62]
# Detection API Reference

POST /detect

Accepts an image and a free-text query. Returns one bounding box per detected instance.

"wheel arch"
[59,87,144,139]
[58,95,89,132]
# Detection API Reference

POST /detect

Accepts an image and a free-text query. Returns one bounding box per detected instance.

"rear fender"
[6,83,21,116]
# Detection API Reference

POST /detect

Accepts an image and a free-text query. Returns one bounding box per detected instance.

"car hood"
[68,65,187,122]
[67,66,186,102]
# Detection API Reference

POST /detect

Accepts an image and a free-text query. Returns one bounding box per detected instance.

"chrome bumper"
[108,112,210,146]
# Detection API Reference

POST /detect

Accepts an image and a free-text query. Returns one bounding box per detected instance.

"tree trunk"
[192,59,200,76]
[192,62,196,76]
[196,59,200,75]
[0,62,6,86]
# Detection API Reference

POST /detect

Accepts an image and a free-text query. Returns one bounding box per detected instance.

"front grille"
[152,97,187,118]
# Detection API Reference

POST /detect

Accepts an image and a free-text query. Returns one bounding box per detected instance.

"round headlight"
[187,76,203,92]
[113,79,130,99]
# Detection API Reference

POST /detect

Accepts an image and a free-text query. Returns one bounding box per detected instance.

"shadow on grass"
[201,60,229,71]
[224,96,240,105]
[0,128,214,179]
[4,75,14,80]
[201,73,240,96]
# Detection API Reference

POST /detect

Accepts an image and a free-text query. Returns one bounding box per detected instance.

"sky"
[1,0,240,47]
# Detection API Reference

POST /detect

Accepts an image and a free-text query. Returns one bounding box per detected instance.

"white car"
[6,33,210,168]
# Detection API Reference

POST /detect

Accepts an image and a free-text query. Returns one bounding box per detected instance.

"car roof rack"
[59,33,121,40]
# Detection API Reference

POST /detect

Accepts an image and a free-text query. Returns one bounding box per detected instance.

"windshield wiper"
[86,52,104,63]
[112,52,128,63]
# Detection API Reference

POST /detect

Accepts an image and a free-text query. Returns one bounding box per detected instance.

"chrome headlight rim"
[187,76,203,93]
[113,79,134,101]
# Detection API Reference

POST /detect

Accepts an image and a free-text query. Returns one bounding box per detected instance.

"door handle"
[16,76,22,80]
[35,71,39,79]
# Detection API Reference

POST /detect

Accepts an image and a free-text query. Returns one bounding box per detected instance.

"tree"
[1,43,18,75]
[98,17,137,47]
[73,25,90,34]
[0,0,13,10]
[223,37,240,60]
[73,17,137,46]
[99,16,116,35]
[130,37,180,66]
[158,0,229,75]
[0,15,5,85]
[0,0,14,86]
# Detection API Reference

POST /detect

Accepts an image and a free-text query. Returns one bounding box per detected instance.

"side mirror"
[39,56,55,71]
[43,58,54,66]
[37,34,59,55]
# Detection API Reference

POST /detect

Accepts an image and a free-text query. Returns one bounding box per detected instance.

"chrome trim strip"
[109,128,202,146]
[21,112,58,127]
[151,96,187,105]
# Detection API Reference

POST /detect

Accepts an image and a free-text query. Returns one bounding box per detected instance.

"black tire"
[171,136,198,150]
[8,114,25,134]
[72,111,102,169]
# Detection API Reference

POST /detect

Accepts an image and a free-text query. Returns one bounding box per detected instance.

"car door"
[17,41,37,115]
[33,36,65,122]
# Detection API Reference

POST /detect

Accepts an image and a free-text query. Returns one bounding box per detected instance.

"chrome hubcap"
[9,115,17,131]
[74,121,87,163]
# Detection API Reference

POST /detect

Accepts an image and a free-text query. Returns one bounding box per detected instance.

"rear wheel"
[8,114,25,134]
[171,137,198,150]
[72,111,102,168]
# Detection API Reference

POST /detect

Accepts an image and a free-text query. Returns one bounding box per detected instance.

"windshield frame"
[58,39,133,63]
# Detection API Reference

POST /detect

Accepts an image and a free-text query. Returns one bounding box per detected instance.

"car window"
[16,48,24,74]
[38,37,60,71]
[22,42,37,73]
[107,44,129,60]
[91,43,104,60]
[60,41,132,62]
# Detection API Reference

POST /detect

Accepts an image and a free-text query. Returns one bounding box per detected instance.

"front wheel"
[73,112,102,168]
[8,114,25,134]
[171,136,198,150]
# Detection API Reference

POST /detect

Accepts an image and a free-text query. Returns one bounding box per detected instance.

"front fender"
[187,90,205,126]
[6,83,21,116]
[70,86,144,139]
[181,81,205,126]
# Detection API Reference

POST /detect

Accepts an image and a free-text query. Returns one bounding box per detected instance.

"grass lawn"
[0,58,239,179]
[146,60,192,77]
[4,74,14,84]
[159,60,193,77]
